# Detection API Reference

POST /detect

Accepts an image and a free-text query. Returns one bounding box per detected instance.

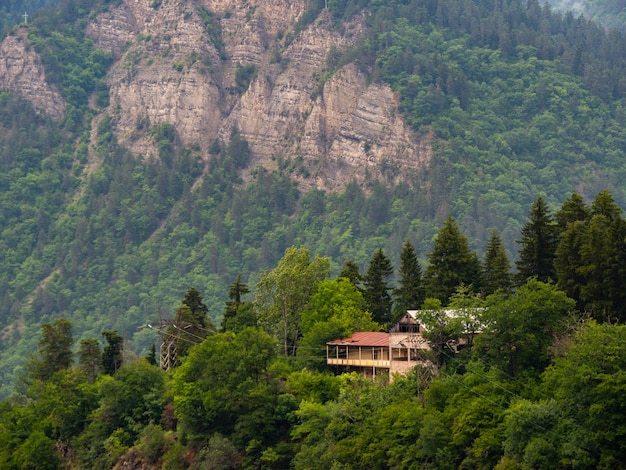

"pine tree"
[515,195,558,285]
[393,239,425,319]
[556,192,589,232]
[33,318,74,381]
[363,248,394,326]
[482,229,512,295]
[339,260,362,290]
[555,219,587,308]
[425,216,481,305]
[78,337,101,382]
[221,275,250,332]
[182,286,210,328]
[101,330,123,375]
[579,191,626,321]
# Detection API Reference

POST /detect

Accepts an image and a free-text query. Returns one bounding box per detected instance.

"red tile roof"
[327,331,389,347]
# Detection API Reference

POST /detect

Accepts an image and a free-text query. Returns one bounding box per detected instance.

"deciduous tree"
[255,246,330,356]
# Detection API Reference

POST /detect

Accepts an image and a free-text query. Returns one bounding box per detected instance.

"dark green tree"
[482,229,512,295]
[425,216,481,305]
[515,195,559,285]
[146,343,158,366]
[101,330,124,376]
[555,192,589,233]
[166,287,216,360]
[32,318,73,381]
[578,191,626,321]
[555,220,587,308]
[363,248,394,326]
[78,337,101,382]
[338,260,363,291]
[221,275,250,332]
[393,239,426,319]
[182,287,211,329]
[476,280,575,377]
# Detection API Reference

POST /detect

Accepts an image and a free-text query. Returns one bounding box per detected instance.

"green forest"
[1,0,626,465]
[2,198,626,468]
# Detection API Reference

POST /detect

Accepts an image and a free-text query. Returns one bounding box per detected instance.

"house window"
[399,323,419,333]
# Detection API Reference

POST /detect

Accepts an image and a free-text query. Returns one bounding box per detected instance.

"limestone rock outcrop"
[0,0,432,190]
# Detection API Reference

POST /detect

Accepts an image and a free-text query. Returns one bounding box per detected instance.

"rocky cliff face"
[1,0,431,191]
[0,29,65,120]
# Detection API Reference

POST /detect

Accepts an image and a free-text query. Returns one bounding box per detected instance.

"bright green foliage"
[416,298,463,367]
[515,196,559,285]
[255,246,330,356]
[393,239,426,319]
[482,229,512,295]
[501,399,562,470]
[172,327,295,462]
[476,279,575,377]
[542,322,626,468]
[363,248,394,326]
[298,278,379,369]
[425,216,481,304]
[13,430,60,470]
[76,360,165,467]
[447,285,487,352]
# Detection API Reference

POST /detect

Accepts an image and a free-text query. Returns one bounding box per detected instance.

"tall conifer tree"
[363,248,394,326]
[393,239,425,319]
[482,229,512,295]
[425,216,481,305]
[222,275,250,332]
[339,260,363,291]
[556,192,589,232]
[515,195,558,285]
[579,191,626,321]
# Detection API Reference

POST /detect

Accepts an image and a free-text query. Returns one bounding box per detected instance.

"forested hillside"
[1,0,626,410]
[2,205,626,468]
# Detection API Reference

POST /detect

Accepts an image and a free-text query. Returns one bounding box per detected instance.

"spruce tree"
[482,229,512,295]
[222,275,250,332]
[363,248,394,326]
[182,287,210,328]
[556,192,589,232]
[393,239,425,319]
[33,318,74,381]
[78,337,101,382]
[579,191,626,321]
[339,260,362,290]
[425,216,481,305]
[515,195,558,285]
[101,330,123,375]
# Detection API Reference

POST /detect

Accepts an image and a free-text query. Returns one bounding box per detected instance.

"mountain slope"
[1,0,626,397]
